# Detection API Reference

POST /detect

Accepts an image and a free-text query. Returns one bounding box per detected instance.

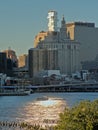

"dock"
[0,82,98,94]
[29,82,98,92]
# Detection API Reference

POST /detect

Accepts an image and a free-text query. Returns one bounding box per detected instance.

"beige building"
[18,54,28,68]
[34,31,48,48]
[66,22,98,62]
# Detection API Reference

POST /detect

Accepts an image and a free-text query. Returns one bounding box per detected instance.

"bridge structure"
[1,82,98,93]
[29,82,98,92]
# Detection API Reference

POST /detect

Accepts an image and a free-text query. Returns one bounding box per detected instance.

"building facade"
[0,52,7,74]
[66,22,98,62]
[47,10,58,32]
[33,11,80,75]
[3,49,18,67]
[29,48,58,77]
[18,54,28,68]
[34,31,48,48]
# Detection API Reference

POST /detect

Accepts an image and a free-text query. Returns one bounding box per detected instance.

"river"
[0,92,98,128]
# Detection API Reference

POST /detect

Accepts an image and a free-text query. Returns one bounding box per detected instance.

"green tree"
[55,99,98,130]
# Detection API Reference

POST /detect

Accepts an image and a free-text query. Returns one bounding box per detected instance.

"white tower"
[47,10,58,32]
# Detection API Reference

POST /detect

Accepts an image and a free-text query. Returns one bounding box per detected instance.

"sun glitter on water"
[39,99,57,107]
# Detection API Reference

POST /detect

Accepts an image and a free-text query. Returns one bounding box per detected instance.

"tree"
[55,99,98,130]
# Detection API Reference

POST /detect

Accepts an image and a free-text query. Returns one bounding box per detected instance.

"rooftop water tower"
[47,10,58,32]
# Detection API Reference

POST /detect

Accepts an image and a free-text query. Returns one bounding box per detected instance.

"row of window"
[40,44,77,50]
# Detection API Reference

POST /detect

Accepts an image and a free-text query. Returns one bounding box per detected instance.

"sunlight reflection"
[39,99,57,107]
[19,97,66,127]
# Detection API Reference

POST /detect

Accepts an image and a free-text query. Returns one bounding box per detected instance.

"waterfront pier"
[30,82,98,93]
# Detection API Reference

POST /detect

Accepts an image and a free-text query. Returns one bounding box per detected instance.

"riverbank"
[0,121,46,130]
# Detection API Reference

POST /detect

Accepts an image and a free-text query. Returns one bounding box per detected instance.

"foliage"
[55,99,98,130]
[20,122,47,130]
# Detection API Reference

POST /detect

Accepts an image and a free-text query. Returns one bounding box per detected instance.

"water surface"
[0,92,98,125]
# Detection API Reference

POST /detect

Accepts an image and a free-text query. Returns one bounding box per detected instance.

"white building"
[47,10,58,32]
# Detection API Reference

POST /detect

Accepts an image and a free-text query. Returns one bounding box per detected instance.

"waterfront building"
[6,58,13,76]
[0,52,7,74]
[0,51,15,76]
[0,73,7,86]
[66,22,98,62]
[12,54,29,78]
[29,48,58,77]
[3,49,18,67]
[34,11,80,75]
[1,49,18,76]
[81,54,98,72]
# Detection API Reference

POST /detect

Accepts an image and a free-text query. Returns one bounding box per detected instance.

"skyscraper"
[47,10,58,32]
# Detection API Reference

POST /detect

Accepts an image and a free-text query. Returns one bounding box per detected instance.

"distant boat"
[36,96,49,101]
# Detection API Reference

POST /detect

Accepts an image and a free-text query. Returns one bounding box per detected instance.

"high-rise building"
[29,48,58,77]
[34,12,80,75]
[0,52,7,74]
[3,49,18,67]
[66,22,98,62]
[47,10,58,32]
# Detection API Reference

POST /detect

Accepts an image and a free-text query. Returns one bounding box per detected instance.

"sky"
[0,0,98,56]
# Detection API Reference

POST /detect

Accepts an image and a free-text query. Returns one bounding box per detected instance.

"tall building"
[0,52,7,74]
[66,22,98,62]
[34,12,80,75]
[29,48,58,77]
[81,54,98,71]
[47,10,58,32]
[18,54,28,68]
[3,49,18,67]
[34,10,58,47]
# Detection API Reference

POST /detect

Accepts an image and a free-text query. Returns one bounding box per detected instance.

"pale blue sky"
[0,0,98,56]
